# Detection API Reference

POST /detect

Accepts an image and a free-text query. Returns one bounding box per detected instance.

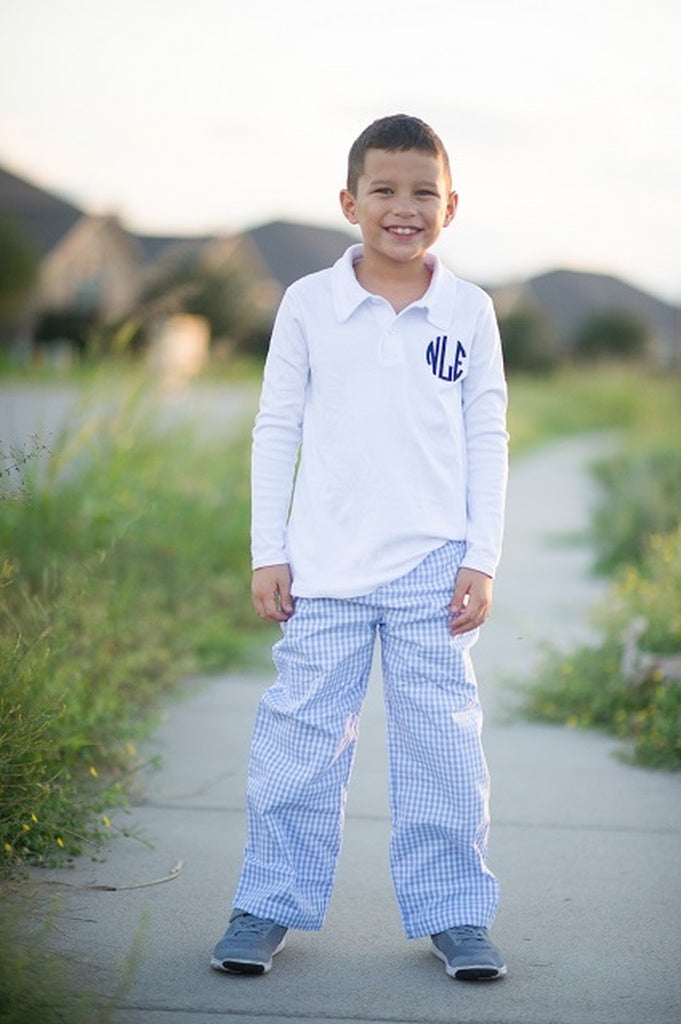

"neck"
[355,255,432,313]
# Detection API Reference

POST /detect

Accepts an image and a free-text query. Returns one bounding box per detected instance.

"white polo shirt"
[251,244,508,598]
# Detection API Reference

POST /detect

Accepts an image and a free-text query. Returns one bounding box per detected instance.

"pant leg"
[233,596,377,929]
[378,542,500,938]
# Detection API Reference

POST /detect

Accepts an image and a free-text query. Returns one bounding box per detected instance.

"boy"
[211,114,509,981]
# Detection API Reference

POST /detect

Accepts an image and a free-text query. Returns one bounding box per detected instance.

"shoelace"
[447,926,488,942]
[230,913,275,937]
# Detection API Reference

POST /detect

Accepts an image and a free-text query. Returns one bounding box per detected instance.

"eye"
[372,187,393,195]
[416,189,439,198]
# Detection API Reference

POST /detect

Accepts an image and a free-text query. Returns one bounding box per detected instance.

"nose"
[391,191,417,217]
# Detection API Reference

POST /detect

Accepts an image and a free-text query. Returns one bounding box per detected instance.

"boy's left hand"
[449,567,493,636]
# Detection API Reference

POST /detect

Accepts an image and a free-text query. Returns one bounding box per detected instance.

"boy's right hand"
[252,564,294,622]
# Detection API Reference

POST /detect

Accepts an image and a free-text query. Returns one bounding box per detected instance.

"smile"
[386,226,420,236]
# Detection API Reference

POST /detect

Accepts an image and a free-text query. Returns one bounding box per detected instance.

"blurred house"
[245,220,359,291]
[0,165,212,358]
[184,220,358,329]
[0,164,356,363]
[40,213,143,321]
[490,269,679,367]
[0,163,677,367]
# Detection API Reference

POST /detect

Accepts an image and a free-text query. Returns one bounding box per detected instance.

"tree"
[0,219,38,318]
[574,309,650,362]
[498,305,561,374]
[139,251,272,359]
[33,308,99,355]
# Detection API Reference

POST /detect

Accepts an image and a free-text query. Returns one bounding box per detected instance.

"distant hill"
[490,269,678,365]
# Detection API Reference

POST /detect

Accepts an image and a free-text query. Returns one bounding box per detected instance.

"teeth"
[391,227,416,235]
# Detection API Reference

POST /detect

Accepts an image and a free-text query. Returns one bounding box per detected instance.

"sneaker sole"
[431,945,507,981]
[210,936,286,975]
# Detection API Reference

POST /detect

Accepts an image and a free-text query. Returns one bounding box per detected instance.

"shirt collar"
[332,244,456,330]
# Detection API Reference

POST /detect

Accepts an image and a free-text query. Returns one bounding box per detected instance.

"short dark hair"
[346,114,452,194]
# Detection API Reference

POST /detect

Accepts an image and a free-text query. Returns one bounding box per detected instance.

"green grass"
[506,365,681,452]
[1,379,265,867]
[590,441,681,573]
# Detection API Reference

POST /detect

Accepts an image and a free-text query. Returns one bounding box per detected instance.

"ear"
[339,188,359,225]
[443,190,458,227]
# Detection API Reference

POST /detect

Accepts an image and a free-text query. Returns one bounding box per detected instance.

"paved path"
[0,378,260,449]
[30,434,681,1024]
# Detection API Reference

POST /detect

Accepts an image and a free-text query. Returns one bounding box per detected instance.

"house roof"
[135,233,215,266]
[244,220,357,290]
[0,164,83,257]
[526,269,677,349]
[489,267,678,362]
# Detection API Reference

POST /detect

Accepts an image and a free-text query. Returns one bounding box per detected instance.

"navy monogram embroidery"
[426,335,467,382]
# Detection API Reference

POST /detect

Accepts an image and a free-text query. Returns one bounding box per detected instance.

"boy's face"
[339,148,457,272]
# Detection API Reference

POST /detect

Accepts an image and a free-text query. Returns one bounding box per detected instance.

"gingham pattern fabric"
[233,541,500,938]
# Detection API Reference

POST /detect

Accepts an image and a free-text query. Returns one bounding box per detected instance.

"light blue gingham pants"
[233,541,499,938]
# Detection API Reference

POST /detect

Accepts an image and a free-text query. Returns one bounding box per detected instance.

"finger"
[449,612,476,636]
[450,616,479,636]
[261,601,291,623]
[270,586,296,621]
[449,587,469,615]
[277,580,294,616]
[449,601,488,635]
[253,587,289,622]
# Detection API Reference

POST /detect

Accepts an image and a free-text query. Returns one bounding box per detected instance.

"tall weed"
[1,384,260,865]
[590,443,681,572]
[524,527,681,768]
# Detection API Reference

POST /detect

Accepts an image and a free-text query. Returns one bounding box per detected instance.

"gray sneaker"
[211,909,288,975]
[431,925,507,981]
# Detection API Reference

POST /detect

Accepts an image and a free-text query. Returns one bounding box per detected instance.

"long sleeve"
[460,296,509,577]
[251,292,309,568]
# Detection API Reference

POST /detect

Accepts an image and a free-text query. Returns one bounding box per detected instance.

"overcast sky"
[1,0,679,300]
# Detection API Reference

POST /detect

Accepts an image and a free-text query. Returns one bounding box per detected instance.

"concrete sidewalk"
[35,436,680,1024]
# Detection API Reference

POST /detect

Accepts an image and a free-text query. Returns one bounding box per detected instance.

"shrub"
[523,525,681,769]
[573,309,650,362]
[0,219,38,319]
[499,305,561,374]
